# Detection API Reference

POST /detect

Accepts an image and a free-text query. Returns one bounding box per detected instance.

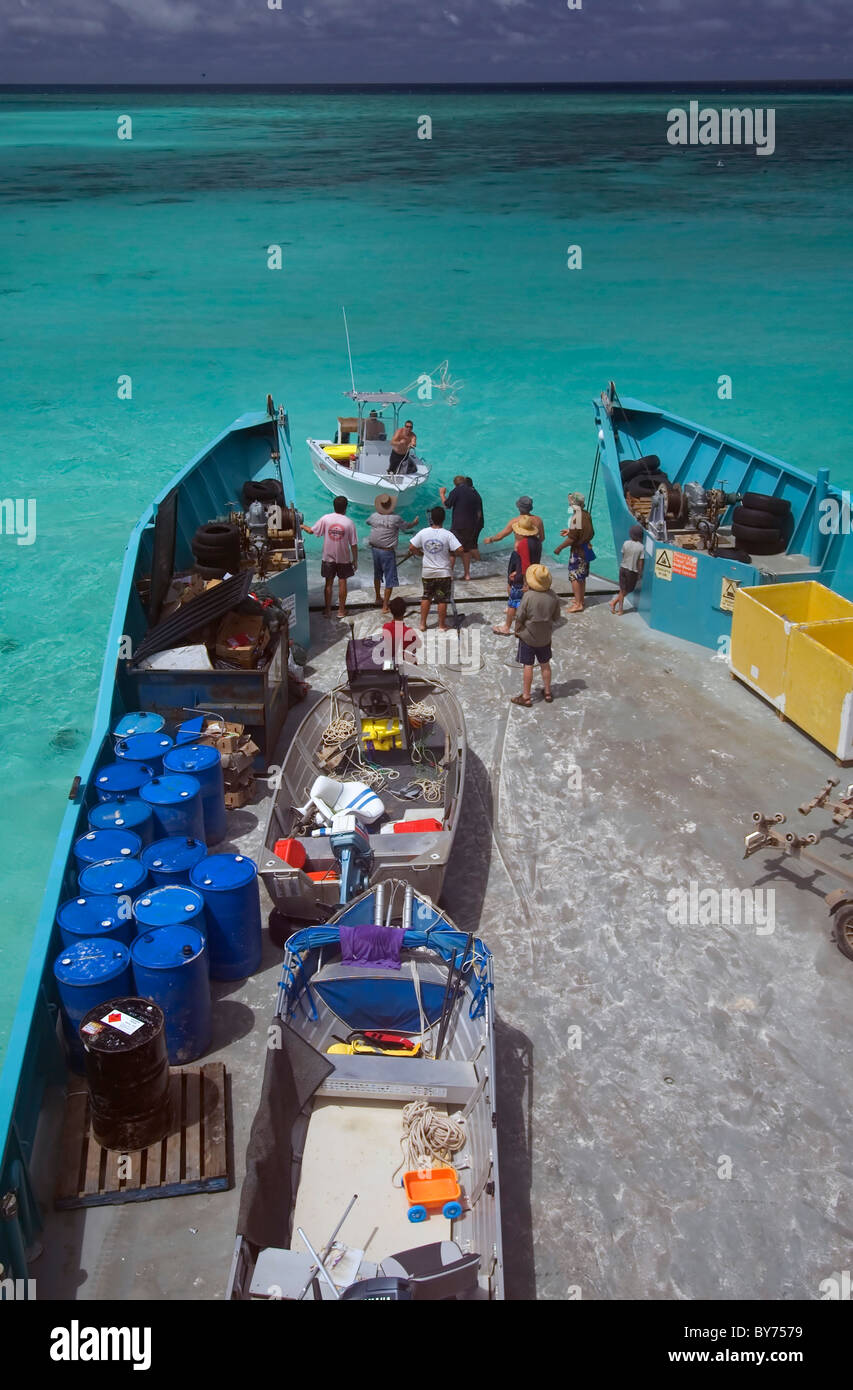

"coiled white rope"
[407,700,436,725]
[321,711,357,749]
[392,1101,467,1184]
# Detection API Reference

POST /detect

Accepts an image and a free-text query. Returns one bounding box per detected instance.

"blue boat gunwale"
[0,407,301,1265]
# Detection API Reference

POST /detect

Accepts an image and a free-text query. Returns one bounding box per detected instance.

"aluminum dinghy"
[227,883,503,1301]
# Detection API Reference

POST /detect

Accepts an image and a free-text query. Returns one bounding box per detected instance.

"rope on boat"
[407,700,436,725]
[392,1101,467,1185]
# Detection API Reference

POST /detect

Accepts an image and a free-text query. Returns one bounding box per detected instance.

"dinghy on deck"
[227,884,502,1301]
[260,652,465,919]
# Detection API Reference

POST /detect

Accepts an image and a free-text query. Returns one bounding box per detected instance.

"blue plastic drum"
[114,732,174,777]
[189,853,262,981]
[113,710,166,741]
[163,744,226,845]
[88,796,154,847]
[94,761,156,802]
[53,938,133,1068]
[131,924,212,1064]
[141,836,207,887]
[73,828,143,880]
[132,884,207,939]
[140,775,204,842]
[57,895,135,949]
[78,857,148,899]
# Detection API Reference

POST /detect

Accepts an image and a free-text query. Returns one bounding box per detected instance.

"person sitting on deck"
[483,494,545,548]
[381,596,419,664]
[493,516,540,635]
[389,420,417,474]
[554,491,595,614]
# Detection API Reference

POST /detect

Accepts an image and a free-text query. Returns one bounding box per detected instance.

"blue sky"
[0,0,851,84]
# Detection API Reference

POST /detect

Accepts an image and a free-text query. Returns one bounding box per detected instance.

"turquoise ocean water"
[1,89,853,1064]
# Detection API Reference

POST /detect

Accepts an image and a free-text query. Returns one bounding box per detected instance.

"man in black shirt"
[440,474,482,580]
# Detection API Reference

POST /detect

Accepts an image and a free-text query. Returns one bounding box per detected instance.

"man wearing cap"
[483,495,545,548]
[366,494,419,613]
[554,491,595,613]
[511,564,560,706]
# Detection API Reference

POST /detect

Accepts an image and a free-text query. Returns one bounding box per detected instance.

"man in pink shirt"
[303,494,359,619]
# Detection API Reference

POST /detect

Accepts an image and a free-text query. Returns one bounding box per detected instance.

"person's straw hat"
[375,493,396,513]
[526,564,551,591]
[512,515,539,537]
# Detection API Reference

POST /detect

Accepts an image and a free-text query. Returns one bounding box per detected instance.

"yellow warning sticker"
[655,547,673,581]
[720,576,739,612]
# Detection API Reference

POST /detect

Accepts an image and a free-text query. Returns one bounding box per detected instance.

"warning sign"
[720,576,739,612]
[655,547,673,581]
[101,1009,145,1036]
[672,552,698,578]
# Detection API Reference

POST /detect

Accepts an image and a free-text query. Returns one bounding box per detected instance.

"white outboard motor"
[298,775,385,827]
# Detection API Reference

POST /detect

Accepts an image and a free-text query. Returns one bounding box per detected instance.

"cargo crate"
[784,620,853,761]
[730,581,853,710]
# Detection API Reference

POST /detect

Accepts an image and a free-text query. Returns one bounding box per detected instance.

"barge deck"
[32,562,852,1301]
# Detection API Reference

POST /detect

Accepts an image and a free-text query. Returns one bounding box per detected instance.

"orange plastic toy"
[403,1166,463,1222]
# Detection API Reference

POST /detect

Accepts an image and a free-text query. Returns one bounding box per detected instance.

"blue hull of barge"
[0,405,308,1278]
[593,391,853,651]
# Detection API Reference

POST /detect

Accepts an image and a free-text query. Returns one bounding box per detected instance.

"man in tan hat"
[554,491,594,614]
[511,564,560,706]
[366,493,419,612]
[492,515,542,635]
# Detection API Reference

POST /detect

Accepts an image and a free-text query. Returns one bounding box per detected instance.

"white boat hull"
[307,438,432,510]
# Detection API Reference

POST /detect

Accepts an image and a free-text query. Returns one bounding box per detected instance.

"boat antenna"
[342,306,356,394]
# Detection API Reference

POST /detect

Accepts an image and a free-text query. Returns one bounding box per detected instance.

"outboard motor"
[330,813,373,904]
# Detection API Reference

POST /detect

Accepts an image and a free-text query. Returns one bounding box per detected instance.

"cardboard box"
[215,614,268,669]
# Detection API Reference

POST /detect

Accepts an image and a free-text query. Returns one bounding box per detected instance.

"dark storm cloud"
[0,0,851,83]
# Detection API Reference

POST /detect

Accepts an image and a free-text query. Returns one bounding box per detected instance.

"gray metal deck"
[33,557,853,1300]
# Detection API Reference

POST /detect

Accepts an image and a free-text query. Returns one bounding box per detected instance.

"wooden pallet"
[55,1062,230,1210]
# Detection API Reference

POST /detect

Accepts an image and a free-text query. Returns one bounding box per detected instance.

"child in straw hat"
[511,564,560,706]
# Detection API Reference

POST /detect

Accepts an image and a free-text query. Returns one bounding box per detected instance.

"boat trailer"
[744,778,853,961]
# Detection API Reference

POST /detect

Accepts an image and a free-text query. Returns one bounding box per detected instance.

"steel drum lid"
[58,894,129,934]
[133,884,206,928]
[88,797,151,832]
[141,836,207,875]
[140,774,202,805]
[114,732,174,763]
[131,923,206,969]
[74,828,142,864]
[80,997,166,1055]
[191,853,258,891]
[54,938,131,987]
[78,857,148,897]
[113,711,166,740]
[95,761,156,794]
[164,743,222,774]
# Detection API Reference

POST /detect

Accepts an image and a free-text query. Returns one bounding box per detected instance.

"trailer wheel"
[834,906,853,961]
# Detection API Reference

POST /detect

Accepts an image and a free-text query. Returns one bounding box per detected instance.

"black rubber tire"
[192,562,227,579]
[243,478,285,509]
[620,454,661,484]
[741,492,790,517]
[731,524,784,554]
[626,472,670,499]
[191,522,241,573]
[732,505,781,530]
[717,548,753,564]
[834,907,853,962]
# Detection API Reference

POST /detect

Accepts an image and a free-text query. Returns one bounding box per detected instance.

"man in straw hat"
[492,512,542,635]
[554,491,595,614]
[484,494,545,550]
[510,563,560,706]
[365,493,419,613]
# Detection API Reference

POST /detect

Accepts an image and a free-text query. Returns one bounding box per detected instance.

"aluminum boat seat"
[380,1241,481,1300]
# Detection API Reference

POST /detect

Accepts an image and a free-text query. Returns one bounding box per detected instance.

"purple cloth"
[339,923,403,971]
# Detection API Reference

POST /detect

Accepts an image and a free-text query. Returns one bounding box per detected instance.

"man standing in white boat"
[388,419,417,474]
[302,495,359,620]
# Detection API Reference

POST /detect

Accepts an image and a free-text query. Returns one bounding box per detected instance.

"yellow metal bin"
[730,581,853,710]
[784,620,853,761]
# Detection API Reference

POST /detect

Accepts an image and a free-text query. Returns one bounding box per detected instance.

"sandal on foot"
[510,695,532,707]
[492,626,512,635]
[543,692,554,702]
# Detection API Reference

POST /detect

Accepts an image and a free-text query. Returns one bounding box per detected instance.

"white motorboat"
[307,390,432,509]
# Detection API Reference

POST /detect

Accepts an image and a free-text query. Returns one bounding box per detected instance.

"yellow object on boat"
[785,620,853,761]
[324,444,358,461]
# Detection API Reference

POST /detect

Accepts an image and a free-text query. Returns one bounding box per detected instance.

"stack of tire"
[242,478,284,510]
[730,493,791,557]
[191,522,242,580]
[620,453,676,508]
